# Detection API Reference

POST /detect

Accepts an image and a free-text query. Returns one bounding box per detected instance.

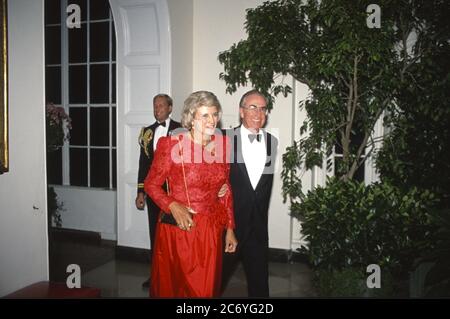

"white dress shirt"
[240,125,266,190]
[153,118,171,151]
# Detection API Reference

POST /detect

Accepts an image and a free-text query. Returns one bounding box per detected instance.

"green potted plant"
[46,102,71,227]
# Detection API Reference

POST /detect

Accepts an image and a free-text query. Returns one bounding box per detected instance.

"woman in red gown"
[144,91,237,297]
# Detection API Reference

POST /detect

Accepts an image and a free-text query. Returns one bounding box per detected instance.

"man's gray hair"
[239,89,268,108]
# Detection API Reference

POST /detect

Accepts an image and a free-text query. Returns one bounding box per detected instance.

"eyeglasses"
[242,104,268,114]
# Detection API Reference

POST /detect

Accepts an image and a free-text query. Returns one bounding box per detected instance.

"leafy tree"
[218,0,446,189]
[219,1,449,295]
[376,1,450,206]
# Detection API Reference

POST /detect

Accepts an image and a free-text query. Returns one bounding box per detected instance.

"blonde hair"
[181,91,222,130]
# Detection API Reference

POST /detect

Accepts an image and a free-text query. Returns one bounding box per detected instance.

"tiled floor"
[50,229,316,298]
[81,259,316,298]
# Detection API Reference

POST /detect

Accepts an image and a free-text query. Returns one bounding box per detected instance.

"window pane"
[69,107,87,145]
[90,22,109,62]
[90,107,109,146]
[90,149,109,188]
[112,64,116,103]
[46,67,61,104]
[90,0,110,20]
[69,26,87,63]
[45,26,61,65]
[69,65,87,104]
[90,64,109,103]
[45,0,61,25]
[47,147,62,185]
[112,149,116,188]
[70,148,88,186]
[112,107,116,146]
[68,0,87,21]
[112,25,116,61]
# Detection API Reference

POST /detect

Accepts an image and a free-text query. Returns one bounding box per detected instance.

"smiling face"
[192,105,220,137]
[239,93,267,133]
[153,96,172,123]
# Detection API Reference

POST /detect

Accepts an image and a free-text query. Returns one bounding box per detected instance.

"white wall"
[0,0,47,296]
[54,186,117,240]
[192,0,298,250]
[167,0,193,119]
[193,0,265,128]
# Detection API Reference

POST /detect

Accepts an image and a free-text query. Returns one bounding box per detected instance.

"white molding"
[121,3,160,56]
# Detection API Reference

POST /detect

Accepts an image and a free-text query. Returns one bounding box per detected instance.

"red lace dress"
[144,133,235,297]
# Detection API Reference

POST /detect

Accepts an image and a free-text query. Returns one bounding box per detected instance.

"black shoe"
[142,278,151,289]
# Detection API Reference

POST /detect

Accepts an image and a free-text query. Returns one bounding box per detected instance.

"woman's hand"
[218,183,228,198]
[224,228,238,253]
[168,201,196,231]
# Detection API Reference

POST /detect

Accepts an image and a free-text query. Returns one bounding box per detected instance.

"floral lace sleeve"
[144,136,176,212]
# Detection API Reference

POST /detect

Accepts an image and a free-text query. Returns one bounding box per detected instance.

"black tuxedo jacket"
[227,126,278,245]
[137,119,181,194]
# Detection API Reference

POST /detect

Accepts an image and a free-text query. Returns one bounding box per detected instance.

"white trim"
[365,112,384,185]
[61,0,70,185]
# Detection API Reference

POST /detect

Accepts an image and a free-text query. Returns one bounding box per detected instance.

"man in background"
[136,94,181,289]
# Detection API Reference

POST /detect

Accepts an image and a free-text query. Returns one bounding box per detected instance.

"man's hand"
[225,228,238,253]
[135,193,145,210]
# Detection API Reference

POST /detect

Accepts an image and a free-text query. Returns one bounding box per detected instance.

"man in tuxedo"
[136,94,181,288]
[223,89,278,297]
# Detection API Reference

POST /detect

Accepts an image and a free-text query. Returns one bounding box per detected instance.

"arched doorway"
[45,0,171,284]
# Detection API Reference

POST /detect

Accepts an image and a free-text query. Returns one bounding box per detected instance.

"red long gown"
[144,133,235,298]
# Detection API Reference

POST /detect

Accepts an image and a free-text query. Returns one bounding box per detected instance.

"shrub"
[410,208,450,297]
[46,102,71,152]
[314,267,396,297]
[293,178,438,277]
[47,186,63,228]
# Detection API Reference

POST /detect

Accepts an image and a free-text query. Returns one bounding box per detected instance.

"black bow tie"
[156,121,166,127]
[248,134,262,143]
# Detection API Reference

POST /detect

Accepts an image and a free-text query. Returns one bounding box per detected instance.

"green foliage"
[219,0,449,297]
[315,268,367,297]
[47,186,63,228]
[221,0,449,185]
[220,0,409,181]
[294,178,438,276]
[46,102,70,226]
[46,102,71,152]
[376,20,450,207]
[315,267,396,297]
[410,208,450,297]
[46,120,65,152]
